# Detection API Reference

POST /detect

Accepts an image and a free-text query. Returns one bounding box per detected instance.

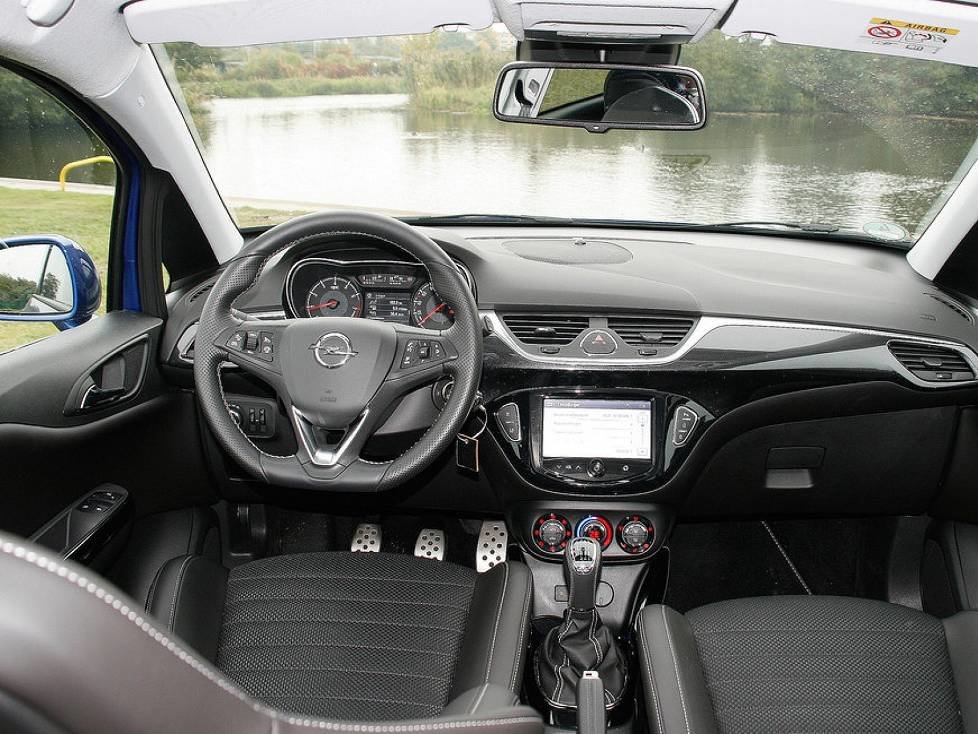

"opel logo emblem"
[309,332,357,369]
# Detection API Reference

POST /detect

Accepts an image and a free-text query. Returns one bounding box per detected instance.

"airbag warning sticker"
[861,17,959,55]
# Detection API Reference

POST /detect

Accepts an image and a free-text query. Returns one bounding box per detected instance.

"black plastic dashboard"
[161,225,978,525]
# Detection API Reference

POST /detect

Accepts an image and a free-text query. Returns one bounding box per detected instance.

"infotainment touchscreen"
[542,398,652,460]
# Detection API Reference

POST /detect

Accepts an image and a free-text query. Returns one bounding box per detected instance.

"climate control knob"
[616,515,654,554]
[533,513,572,554]
[576,515,613,549]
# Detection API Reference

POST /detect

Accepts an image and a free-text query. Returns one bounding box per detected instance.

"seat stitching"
[0,539,539,733]
[221,641,455,657]
[638,619,665,734]
[167,556,194,631]
[223,666,451,680]
[229,572,473,588]
[483,564,510,684]
[468,683,490,715]
[662,606,690,734]
[222,617,464,632]
[691,627,943,636]
[224,594,470,610]
[509,571,532,692]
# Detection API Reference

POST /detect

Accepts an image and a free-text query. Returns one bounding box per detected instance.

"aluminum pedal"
[477,520,508,573]
[414,528,445,560]
[351,523,381,552]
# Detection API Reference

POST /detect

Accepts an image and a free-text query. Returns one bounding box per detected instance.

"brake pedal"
[477,520,508,572]
[414,528,445,560]
[351,523,381,552]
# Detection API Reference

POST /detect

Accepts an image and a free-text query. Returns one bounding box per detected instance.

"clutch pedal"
[414,528,445,560]
[477,520,508,572]
[351,523,381,552]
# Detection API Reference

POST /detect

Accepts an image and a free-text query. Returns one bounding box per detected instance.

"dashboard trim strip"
[480,310,978,389]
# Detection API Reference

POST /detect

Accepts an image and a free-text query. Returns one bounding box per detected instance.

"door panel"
[0,311,216,538]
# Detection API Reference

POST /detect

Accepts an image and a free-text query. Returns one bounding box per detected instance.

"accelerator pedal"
[351,523,381,552]
[414,528,446,561]
[477,520,508,573]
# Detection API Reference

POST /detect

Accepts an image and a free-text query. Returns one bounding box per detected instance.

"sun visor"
[124,0,495,46]
[720,0,978,67]
[493,0,734,42]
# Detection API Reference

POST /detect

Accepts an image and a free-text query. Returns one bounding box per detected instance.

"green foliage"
[0,273,36,312]
[682,34,978,118]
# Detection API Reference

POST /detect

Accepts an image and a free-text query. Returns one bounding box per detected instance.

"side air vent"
[188,282,214,304]
[888,341,975,382]
[926,293,974,324]
[608,315,696,347]
[501,314,589,345]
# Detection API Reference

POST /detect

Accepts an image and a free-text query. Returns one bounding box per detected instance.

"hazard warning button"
[580,329,617,355]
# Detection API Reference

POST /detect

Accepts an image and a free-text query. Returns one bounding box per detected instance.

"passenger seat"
[636,595,978,733]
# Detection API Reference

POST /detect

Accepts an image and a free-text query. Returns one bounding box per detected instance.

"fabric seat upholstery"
[0,535,541,734]
[637,595,978,734]
[148,550,533,721]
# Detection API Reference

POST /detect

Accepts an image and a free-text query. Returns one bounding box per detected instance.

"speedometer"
[304,276,363,318]
[411,282,455,330]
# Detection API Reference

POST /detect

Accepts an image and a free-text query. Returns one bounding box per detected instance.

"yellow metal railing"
[58,156,114,191]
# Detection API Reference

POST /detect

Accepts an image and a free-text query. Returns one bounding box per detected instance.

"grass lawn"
[0,186,112,353]
[0,185,312,353]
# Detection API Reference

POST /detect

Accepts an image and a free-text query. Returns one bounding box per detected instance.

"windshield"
[158,28,978,246]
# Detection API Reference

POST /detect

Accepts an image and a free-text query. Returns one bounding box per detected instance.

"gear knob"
[565,536,602,611]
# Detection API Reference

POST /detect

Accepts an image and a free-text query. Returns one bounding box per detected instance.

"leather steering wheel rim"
[193,211,482,492]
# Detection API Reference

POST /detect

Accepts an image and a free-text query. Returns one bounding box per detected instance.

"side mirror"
[0,236,101,330]
[493,62,707,133]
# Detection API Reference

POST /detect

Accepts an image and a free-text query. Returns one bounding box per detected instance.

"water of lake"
[202,94,978,237]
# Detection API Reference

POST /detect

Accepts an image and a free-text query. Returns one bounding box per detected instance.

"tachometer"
[411,282,454,330]
[304,276,363,318]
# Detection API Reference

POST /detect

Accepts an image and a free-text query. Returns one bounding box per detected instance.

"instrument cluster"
[284,258,472,331]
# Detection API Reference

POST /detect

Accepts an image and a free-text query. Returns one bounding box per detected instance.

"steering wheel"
[193,212,482,492]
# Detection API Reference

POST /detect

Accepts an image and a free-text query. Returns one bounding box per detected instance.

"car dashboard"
[161,225,978,569]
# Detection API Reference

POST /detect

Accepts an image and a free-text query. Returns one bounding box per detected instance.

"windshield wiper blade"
[700,220,841,233]
[402,213,572,225]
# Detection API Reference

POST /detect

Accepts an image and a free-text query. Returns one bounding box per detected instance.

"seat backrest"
[0,534,543,734]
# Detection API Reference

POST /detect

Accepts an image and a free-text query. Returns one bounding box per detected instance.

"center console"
[490,387,710,495]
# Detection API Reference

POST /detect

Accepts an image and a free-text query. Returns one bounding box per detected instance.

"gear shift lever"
[567,535,601,611]
[535,537,628,711]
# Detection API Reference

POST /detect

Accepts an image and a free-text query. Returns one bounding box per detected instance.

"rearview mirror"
[0,236,101,330]
[493,62,707,133]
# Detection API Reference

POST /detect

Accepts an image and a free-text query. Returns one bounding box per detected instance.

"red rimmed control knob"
[576,515,613,550]
[616,515,654,554]
[533,513,573,554]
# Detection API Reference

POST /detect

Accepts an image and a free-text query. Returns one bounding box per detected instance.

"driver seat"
[0,534,539,734]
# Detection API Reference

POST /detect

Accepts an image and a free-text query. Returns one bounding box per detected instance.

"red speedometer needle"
[418,303,446,325]
[308,299,339,313]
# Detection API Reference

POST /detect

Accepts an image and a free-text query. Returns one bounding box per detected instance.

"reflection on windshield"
[158,30,978,243]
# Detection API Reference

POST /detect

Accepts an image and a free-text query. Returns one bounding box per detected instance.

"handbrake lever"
[577,671,606,734]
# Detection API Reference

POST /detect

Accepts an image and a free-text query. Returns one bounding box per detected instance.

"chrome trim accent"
[481,310,978,389]
[290,406,372,467]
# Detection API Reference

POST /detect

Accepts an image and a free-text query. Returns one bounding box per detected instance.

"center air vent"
[888,341,975,382]
[501,314,589,345]
[608,315,696,346]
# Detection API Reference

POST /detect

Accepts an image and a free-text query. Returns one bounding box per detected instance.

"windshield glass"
[158,29,978,245]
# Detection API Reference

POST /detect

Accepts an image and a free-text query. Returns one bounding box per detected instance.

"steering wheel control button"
[580,329,617,355]
[616,515,655,554]
[400,337,450,370]
[587,459,606,478]
[576,515,613,550]
[673,405,699,446]
[495,402,522,443]
[533,513,572,554]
